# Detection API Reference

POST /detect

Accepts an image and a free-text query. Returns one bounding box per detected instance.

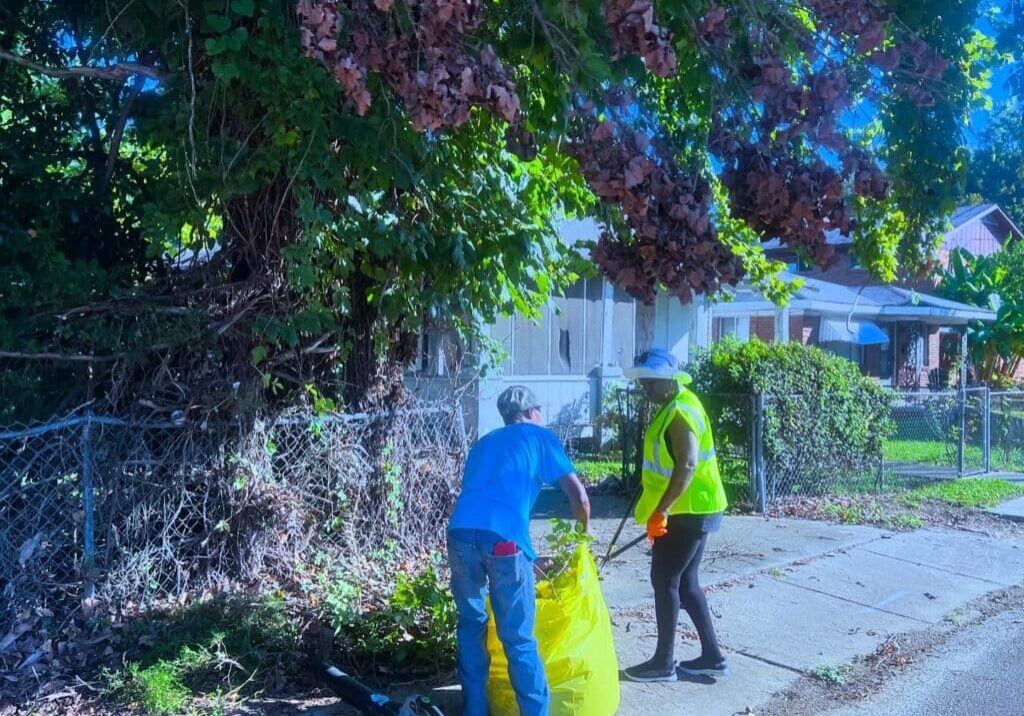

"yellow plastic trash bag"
[486,546,620,716]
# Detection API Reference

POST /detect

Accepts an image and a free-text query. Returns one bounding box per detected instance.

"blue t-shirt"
[448,423,574,559]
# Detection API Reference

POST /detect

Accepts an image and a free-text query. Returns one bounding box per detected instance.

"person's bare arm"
[653,416,698,517]
[558,473,591,531]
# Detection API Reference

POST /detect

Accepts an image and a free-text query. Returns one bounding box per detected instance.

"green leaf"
[206,13,231,33]
[228,26,249,49]
[205,37,228,56]
[231,0,255,17]
[211,61,241,82]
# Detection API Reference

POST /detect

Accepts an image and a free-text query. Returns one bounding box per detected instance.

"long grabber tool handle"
[599,484,643,572]
[603,533,648,565]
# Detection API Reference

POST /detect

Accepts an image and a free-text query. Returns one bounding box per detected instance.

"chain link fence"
[990,391,1024,474]
[0,406,467,636]
[617,388,1024,513]
[758,392,886,503]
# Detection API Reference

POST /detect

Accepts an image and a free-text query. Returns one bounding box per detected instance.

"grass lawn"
[900,478,1024,509]
[884,439,1024,472]
[884,439,951,465]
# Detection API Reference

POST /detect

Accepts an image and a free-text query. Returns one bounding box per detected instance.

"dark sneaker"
[677,656,731,677]
[622,659,678,682]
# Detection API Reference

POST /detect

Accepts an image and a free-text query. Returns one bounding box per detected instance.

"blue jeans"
[447,529,549,716]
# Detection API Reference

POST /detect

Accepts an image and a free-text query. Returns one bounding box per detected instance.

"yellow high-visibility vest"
[634,388,728,523]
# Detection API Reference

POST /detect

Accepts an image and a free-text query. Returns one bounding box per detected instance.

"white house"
[409,204,1011,438]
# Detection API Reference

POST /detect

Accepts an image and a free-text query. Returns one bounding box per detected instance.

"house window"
[785,257,813,273]
[718,316,750,342]
[558,329,571,370]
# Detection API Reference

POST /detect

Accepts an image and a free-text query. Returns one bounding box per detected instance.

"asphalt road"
[824,602,1024,716]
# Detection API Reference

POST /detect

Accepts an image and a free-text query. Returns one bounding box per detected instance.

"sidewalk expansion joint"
[777,578,934,625]
[858,548,1011,587]
[706,535,888,590]
[725,648,807,676]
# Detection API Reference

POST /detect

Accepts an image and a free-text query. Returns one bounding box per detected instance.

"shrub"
[594,381,650,453]
[331,553,457,674]
[689,339,893,496]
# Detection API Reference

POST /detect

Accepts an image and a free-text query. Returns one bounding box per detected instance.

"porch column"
[601,278,615,367]
[691,295,711,352]
[774,305,791,343]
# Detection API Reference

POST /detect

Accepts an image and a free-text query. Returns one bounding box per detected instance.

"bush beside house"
[690,339,894,497]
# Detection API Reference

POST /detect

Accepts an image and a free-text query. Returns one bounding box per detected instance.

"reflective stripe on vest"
[634,389,729,523]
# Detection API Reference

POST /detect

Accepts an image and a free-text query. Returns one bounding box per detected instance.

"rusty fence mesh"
[0,406,467,636]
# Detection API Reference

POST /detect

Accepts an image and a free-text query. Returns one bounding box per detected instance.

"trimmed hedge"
[689,339,893,496]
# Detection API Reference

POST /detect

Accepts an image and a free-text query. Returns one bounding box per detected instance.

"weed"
[945,608,967,627]
[340,553,457,673]
[768,567,784,578]
[106,594,300,714]
[105,661,190,714]
[810,664,848,685]
[885,513,924,531]
[818,502,872,524]
[304,552,361,631]
[538,518,594,581]
[381,442,404,524]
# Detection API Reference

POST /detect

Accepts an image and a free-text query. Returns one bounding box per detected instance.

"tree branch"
[0,350,122,363]
[102,72,147,192]
[0,49,168,82]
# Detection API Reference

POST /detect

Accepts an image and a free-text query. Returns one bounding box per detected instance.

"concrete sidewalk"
[987,495,1024,522]
[528,491,1024,716]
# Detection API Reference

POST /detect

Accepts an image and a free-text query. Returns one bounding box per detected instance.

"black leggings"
[650,516,723,668]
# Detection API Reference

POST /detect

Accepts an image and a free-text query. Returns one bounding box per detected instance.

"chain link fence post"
[983,386,991,474]
[877,438,885,492]
[753,392,767,514]
[81,413,96,600]
[957,385,966,479]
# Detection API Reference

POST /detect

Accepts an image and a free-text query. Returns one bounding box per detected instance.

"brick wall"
[789,314,803,344]
[751,316,775,343]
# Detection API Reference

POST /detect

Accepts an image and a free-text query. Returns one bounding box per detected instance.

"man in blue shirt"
[448,386,591,716]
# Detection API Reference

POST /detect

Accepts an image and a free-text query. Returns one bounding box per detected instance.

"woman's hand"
[646,511,668,544]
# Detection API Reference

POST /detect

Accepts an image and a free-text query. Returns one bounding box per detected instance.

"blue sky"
[968,63,1014,143]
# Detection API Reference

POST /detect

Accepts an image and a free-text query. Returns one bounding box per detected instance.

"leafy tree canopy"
[0,0,1001,419]
[966,97,1024,228]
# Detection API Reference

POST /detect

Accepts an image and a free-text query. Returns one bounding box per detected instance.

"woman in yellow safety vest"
[621,348,730,682]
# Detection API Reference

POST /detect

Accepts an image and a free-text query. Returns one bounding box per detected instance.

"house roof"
[949,202,998,228]
[712,273,997,325]
[760,202,1023,253]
